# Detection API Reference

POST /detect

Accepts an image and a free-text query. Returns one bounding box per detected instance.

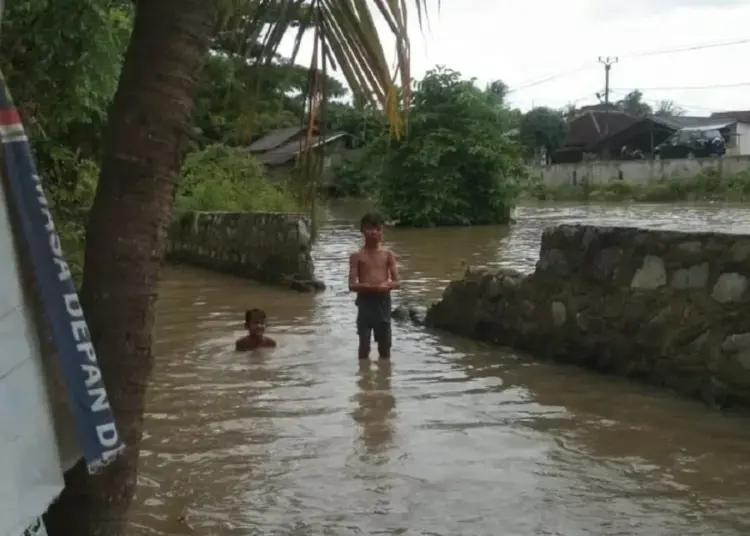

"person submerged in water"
[235,308,277,351]
[348,212,400,360]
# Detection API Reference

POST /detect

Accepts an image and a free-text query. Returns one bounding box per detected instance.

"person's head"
[244,308,267,337]
[360,212,385,246]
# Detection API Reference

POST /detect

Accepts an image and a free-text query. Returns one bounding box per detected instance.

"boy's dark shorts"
[356,292,392,356]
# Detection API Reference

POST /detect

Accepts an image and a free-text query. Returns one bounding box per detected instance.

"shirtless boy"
[235,308,277,351]
[348,212,400,360]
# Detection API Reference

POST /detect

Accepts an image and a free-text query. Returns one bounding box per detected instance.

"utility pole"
[598,56,618,139]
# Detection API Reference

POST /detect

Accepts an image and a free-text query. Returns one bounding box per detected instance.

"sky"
[279,0,750,117]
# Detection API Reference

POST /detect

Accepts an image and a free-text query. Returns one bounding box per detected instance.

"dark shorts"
[356,292,392,357]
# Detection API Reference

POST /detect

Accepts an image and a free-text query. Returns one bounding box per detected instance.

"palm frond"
[218,0,434,135]
[216,0,434,227]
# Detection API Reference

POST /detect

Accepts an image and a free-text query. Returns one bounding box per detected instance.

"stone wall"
[529,155,750,187]
[167,211,324,291]
[426,224,750,409]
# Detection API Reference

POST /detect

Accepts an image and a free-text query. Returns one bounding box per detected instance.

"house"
[248,125,349,184]
[711,111,750,155]
[591,115,750,158]
[551,110,639,163]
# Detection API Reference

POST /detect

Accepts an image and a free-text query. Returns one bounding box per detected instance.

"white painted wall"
[733,123,750,156]
[529,155,750,187]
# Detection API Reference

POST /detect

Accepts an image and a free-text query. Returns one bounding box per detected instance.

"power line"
[508,63,595,93]
[619,36,750,59]
[608,89,721,113]
[612,82,750,91]
[507,36,750,93]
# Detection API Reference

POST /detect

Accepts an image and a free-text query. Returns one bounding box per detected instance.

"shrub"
[378,67,524,227]
[176,144,300,213]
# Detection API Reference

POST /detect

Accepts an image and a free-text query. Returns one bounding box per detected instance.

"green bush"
[328,145,385,198]
[176,144,301,213]
[378,67,524,227]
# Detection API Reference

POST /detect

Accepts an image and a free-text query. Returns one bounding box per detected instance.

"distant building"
[248,125,348,183]
[551,111,750,163]
[711,111,750,155]
[593,115,750,158]
[551,110,638,163]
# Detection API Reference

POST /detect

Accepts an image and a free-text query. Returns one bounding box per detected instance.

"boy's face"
[246,314,266,336]
[361,223,384,244]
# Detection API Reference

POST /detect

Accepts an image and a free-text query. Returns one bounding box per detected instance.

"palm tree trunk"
[44,1,216,535]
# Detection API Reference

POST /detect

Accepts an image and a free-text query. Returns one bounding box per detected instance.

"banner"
[0,170,62,536]
[0,71,124,471]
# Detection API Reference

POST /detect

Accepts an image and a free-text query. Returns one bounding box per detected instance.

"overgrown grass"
[176,144,302,213]
[46,144,304,287]
[525,169,750,203]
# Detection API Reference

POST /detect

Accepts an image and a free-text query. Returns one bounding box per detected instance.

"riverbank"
[425,223,750,411]
[525,169,750,203]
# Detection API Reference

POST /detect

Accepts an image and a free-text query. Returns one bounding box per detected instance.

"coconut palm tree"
[42,1,430,535]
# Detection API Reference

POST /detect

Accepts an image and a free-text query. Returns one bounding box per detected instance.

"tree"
[485,79,509,107]
[519,107,567,161]
[562,102,578,121]
[0,0,132,215]
[41,1,427,535]
[616,90,652,116]
[193,54,347,146]
[654,99,685,117]
[379,67,525,227]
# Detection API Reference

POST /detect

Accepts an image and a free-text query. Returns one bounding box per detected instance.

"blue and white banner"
[0,71,124,471]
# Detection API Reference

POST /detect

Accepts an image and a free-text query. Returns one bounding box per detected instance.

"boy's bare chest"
[358,251,388,272]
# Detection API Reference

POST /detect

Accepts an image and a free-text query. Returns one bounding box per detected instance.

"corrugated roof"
[248,126,307,152]
[711,110,750,123]
[256,132,348,166]
[679,122,734,131]
[646,115,734,130]
[563,110,638,148]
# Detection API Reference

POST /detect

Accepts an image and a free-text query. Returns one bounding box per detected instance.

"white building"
[711,111,750,156]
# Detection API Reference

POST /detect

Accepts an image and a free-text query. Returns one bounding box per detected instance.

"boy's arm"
[348,252,370,292]
[387,251,400,289]
[263,336,277,348]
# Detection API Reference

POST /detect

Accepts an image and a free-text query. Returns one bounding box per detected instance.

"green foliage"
[615,89,683,118]
[193,54,346,147]
[378,67,525,226]
[1,0,132,141]
[527,169,750,203]
[176,144,301,212]
[1,0,132,285]
[519,107,567,158]
[328,145,385,198]
[326,103,388,197]
[41,149,100,285]
[327,101,386,149]
[194,2,347,149]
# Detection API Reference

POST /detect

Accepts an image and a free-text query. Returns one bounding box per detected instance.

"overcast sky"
[280,0,750,117]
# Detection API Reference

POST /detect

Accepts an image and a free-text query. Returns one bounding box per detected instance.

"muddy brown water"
[131,201,750,536]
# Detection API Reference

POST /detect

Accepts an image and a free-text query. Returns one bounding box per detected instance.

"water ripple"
[132,201,750,536]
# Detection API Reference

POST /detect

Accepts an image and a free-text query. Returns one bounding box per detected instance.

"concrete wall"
[732,122,750,156]
[426,224,750,409]
[167,211,324,292]
[530,155,750,187]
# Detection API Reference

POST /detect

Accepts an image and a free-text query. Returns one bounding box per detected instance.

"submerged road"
[131,202,750,535]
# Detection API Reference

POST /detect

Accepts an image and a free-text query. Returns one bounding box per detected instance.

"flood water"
[132,202,750,536]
